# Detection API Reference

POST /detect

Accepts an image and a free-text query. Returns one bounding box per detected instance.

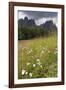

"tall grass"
[18,34,58,79]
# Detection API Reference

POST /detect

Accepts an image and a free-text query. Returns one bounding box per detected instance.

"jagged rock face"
[44,20,53,30]
[40,20,57,31]
[18,17,36,28]
[18,17,57,31]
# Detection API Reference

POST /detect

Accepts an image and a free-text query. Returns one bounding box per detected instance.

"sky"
[18,10,58,26]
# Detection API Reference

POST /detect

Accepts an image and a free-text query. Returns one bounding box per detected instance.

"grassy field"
[18,34,58,79]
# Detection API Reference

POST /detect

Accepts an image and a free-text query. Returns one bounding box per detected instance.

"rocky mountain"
[18,17,57,31]
[40,20,57,31]
[18,17,36,28]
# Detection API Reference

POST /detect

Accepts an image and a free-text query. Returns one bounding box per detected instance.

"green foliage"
[18,26,57,40]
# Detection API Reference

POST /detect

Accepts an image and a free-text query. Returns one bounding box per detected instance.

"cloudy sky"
[18,10,58,26]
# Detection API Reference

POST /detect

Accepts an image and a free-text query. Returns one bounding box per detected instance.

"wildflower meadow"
[18,34,58,79]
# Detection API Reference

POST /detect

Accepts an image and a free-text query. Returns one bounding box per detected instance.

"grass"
[18,34,58,79]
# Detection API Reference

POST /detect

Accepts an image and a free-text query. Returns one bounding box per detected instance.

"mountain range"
[18,17,57,31]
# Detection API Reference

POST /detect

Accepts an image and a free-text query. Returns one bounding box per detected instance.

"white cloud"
[35,17,57,26]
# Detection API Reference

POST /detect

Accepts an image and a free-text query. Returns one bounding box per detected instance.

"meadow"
[18,34,58,79]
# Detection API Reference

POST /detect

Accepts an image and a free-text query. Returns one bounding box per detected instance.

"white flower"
[37,62,41,65]
[37,59,40,62]
[40,65,43,68]
[28,51,31,54]
[33,64,36,67]
[48,50,50,53]
[41,50,44,54]
[25,71,28,75]
[28,49,33,54]
[29,73,32,77]
[31,49,33,51]
[22,69,26,75]
[27,62,30,65]
[42,47,45,50]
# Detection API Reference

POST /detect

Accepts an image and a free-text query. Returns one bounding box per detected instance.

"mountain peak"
[18,17,36,27]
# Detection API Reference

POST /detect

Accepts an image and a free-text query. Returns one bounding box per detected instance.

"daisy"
[28,49,33,54]
[37,62,41,65]
[40,65,43,68]
[42,47,45,50]
[27,62,30,65]
[29,73,32,77]
[48,50,50,53]
[37,58,40,62]
[33,64,36,67]
[25,71,28,75]
[41,50,44,54]
[22,69,26,75]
